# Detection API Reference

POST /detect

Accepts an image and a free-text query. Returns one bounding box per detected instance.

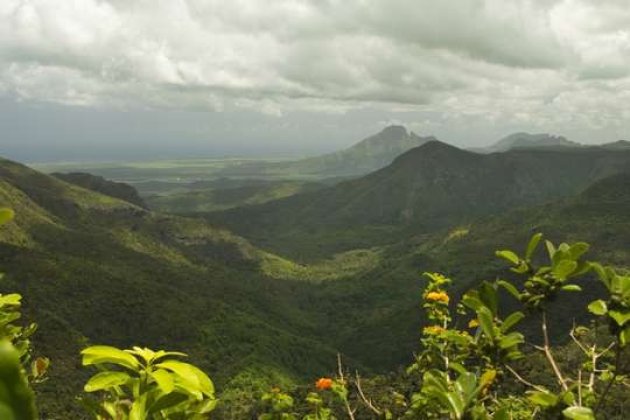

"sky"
[1,0,629,162]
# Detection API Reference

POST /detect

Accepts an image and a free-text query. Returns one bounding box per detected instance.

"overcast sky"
[1,0,629,161]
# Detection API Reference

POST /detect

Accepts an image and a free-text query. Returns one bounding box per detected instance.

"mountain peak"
[378,125,408,137]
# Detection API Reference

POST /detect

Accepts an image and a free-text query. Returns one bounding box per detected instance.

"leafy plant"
[80,345,217,419]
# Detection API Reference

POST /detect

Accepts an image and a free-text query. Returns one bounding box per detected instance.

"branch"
[337,354,356,420]
[505,364,548,393]
[355,371,382,416]
[540,310,568,392]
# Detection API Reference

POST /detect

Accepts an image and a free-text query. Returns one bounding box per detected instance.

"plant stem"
[539,310,568,392]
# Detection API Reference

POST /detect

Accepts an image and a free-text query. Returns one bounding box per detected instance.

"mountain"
[205,141,630,259]
[217,125,435,178]
[52,171,148,209]
[475,132,581,153]
[0,157,349,417]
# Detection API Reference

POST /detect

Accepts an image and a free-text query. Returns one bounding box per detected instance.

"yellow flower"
[423,325,445,335]
[468,319,479,328]
[425,291,450,304]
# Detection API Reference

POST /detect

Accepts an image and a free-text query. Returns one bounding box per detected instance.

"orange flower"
[423,325,445,335]
[315,377,333,390]
[468,319,479,328]
[425,291,450,304]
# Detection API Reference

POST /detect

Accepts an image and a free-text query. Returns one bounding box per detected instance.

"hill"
[51,171,148,208]
[0,157,350,417]
[204,141,630,259]
[475,132,580,153]
[217,125,434,178]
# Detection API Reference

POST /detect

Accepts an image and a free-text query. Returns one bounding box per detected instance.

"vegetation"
[3,201,630,418]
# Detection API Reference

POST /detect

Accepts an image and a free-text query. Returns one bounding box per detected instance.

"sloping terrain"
[52,171,148,209]
[0,157,345,417]
[206,141,630,259]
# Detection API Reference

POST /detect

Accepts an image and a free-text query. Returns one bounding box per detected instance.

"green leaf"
[545,240,556,259]
[0,208,15,225]
[477,306,495,340]
[562,406,595,420]
[84,371,130,392]
[569,242,590,260]
[587,300,607,316]
[496,250,519,265]
[498,332,524,350]
[620,327,630,347]
[553,260,578,280]
[526,233,543,260]
[479,281,498,316]
[150,369,175,394]
[497,280,520,300]
[561,284,582,292]
[454,372,477,400]
[156,360,214,397]
[608,310,630,327]
[527,390,558,407]
[501,312,525,333]
[81,345,140,371]
[445,392,465,419]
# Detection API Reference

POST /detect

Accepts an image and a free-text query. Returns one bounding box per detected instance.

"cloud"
[0,0,629,139]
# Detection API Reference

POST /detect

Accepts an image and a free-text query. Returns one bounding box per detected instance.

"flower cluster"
[423,325,446,335]
[425,291,450,304]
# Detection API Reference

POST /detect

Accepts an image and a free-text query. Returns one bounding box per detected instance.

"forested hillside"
[204,141,630,259]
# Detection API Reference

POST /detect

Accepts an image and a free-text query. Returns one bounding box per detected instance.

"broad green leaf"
[156,360,214,396]
[81,346,140,371]
[0,294,22,307]
[562,406,595,420]
[84,371,130,392]
[587,300,607,316]
[477,306,495,340]
[569,242,590,260]
[553,260,577,280]
[526,233,543,260]
[620,327,630,347]
[527,390,558,407]
[501,312,524,333]
[496,250,519,265]
[150,369,175,394]
[455,372,476,400]
[0,208,14,225]
[608,310,630,327]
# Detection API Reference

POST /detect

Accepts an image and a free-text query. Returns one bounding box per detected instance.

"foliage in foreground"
[1,206,629,418]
